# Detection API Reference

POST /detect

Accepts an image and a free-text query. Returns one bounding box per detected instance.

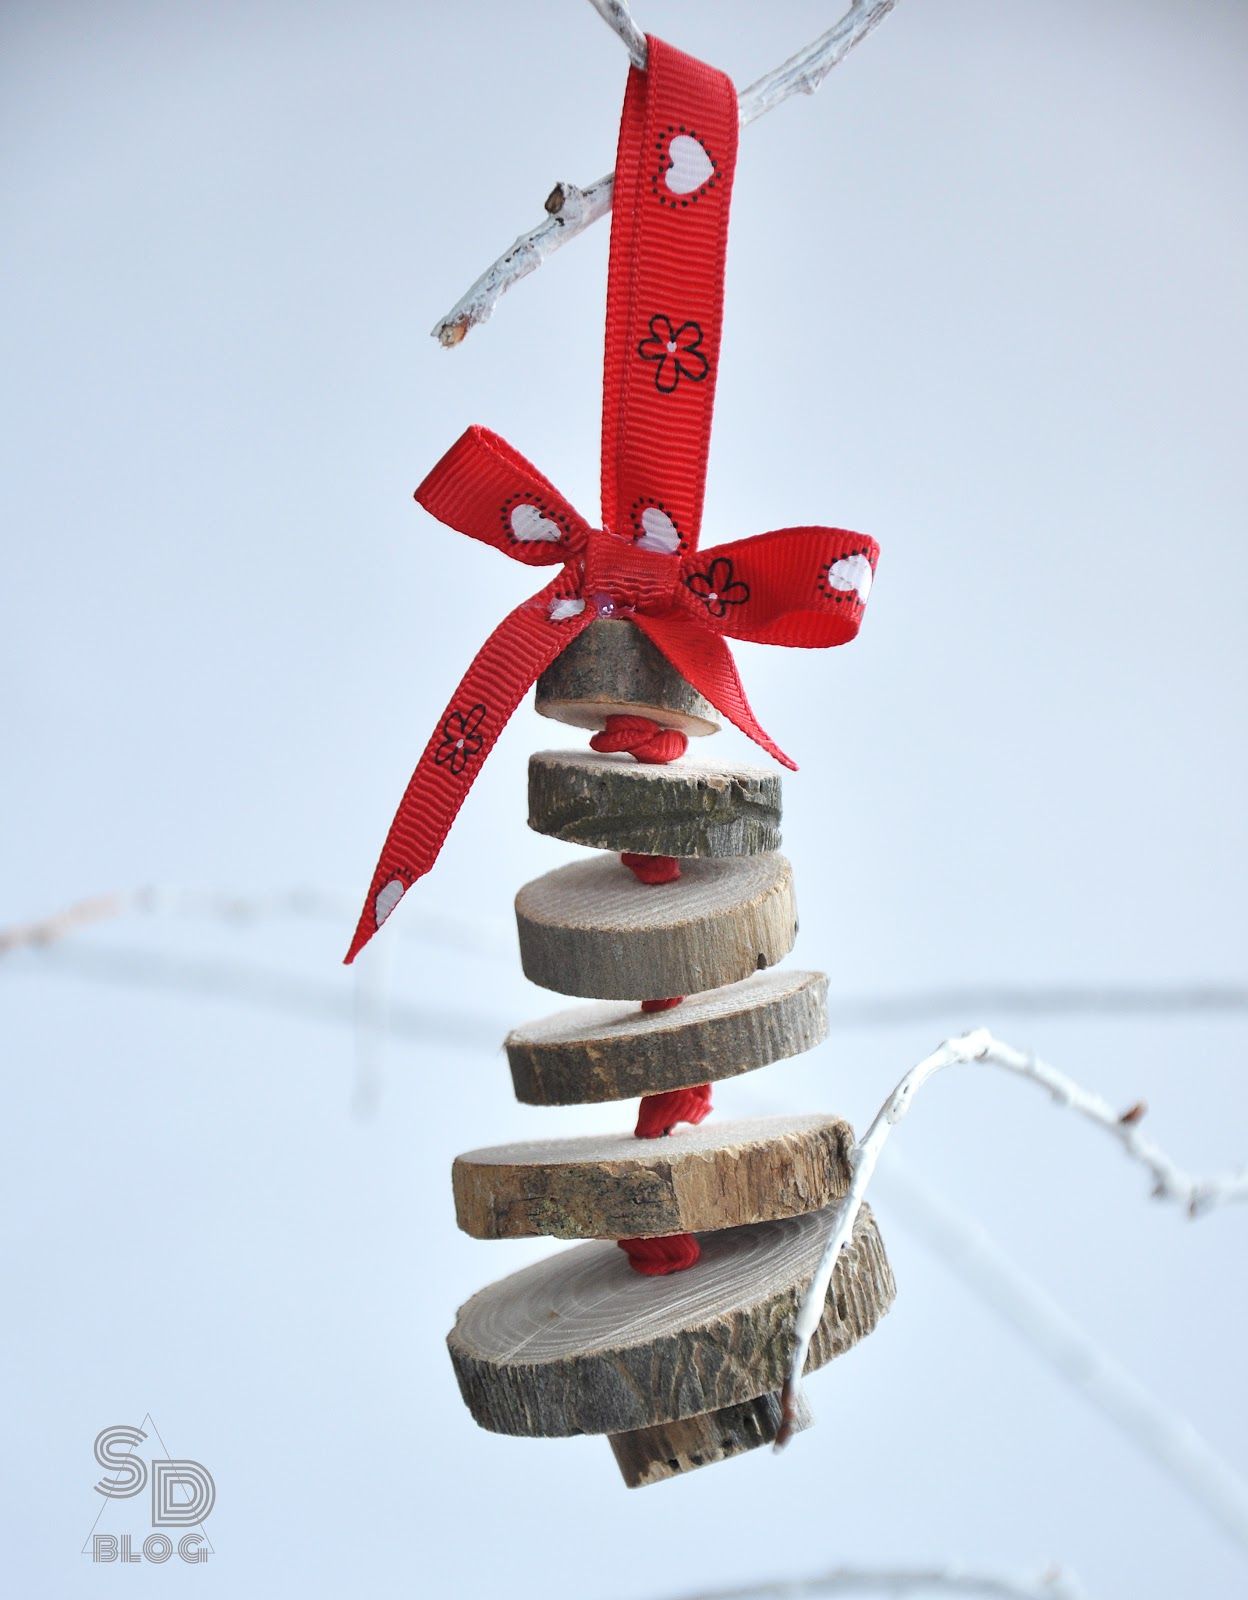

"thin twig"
[725,1061,1248,1554]
[9,889,1245,1024]
[777,1029,1248,1445]
[833,982,1248,1024]
[17,941,509,1049]
[649,1564,1088,1600]
[432,0,900,346]
[0,892,125,954]
[586,0,646,69]
[0,885,511,961]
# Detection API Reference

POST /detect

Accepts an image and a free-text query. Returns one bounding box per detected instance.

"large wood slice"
[528,750,781,857]
[506,969,829,1106]
[515,852,797,1000]
[452,1113,853,1241]
[535,618,719,736]
[608,1391,813,1489]
[447,1204,894,1437]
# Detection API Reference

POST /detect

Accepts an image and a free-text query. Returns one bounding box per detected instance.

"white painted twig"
[652,1564,1088,1600]
[878,1155,1248,1554]
[777,1029,1248,1443]
[431,0,900,345]
[586,0,647,69]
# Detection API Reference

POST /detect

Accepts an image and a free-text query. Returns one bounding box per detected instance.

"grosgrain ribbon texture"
[346,36,879,963]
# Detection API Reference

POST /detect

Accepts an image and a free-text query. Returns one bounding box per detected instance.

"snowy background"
[4,1,1246,1595]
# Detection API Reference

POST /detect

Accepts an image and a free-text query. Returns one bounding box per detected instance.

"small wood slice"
[447,1204,894,1438]
[515,852,797,1000]
[528,750,782,857]
[535,618,720,736]
[608,1391,813,1489]
[506,969,829,1106]
[452,1113,853,1241]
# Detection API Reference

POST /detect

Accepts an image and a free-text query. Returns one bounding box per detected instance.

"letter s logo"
[93,1426,148,1499]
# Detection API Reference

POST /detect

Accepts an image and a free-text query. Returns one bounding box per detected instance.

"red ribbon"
[346,37,878,964]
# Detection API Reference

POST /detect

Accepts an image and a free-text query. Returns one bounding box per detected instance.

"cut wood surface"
[608,1391,813,1489]
[506,969,829,1105]
[515,852,797,1000]
[453,1112,853,1241]
[447,1204,894,1437]
[528,749,782,857]
[535,618,720,735]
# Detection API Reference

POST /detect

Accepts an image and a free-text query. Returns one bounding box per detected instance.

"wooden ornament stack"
[447,620,896,1487]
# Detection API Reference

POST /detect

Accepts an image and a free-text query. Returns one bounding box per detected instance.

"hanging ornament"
[348,34,893,1487]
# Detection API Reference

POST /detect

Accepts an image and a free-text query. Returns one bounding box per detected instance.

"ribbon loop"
[416,426,592,566]
[600,39,739,552]
[675,526,880,647]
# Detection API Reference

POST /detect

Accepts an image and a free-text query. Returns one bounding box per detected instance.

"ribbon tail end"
[343,911,385,967]
[344,874,419,964]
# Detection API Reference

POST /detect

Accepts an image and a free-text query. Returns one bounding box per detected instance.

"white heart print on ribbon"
[636,506,681,554]
[510,503,562,543]
[374,878,405,928]
[664,134,714,197]
[825,553,874,604]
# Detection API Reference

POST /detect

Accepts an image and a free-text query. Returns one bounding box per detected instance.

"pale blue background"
[3,2,1246,1596]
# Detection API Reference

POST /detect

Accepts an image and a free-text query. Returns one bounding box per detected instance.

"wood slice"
[608,1391,813,1489]
[535,618,719,736]
[515,852,797,1000]
[507,969,829,1106]
[528,750,782,857]
[447,1204,894,1437]
[452,1113,853,1241]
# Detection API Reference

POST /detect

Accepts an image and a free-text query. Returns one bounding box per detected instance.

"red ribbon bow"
[346,36,878,963]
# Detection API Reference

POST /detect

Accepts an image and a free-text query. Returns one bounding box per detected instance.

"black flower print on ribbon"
[685,556,749,620]
[637,315,708,394]
[435,703,487,775]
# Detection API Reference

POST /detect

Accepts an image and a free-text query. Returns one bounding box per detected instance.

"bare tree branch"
[0,892,125,954]
[432,0,900,346]
[833,982,1248,1025]
[778,1029,1248,1445]
[586,0,646,69]
[17,940,509,1050]
[9,889,1245,1024]
[650,1564,1088,1600]
[0,885,511,961]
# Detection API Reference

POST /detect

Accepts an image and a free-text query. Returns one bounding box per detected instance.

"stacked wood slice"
[447,619,895,1488]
